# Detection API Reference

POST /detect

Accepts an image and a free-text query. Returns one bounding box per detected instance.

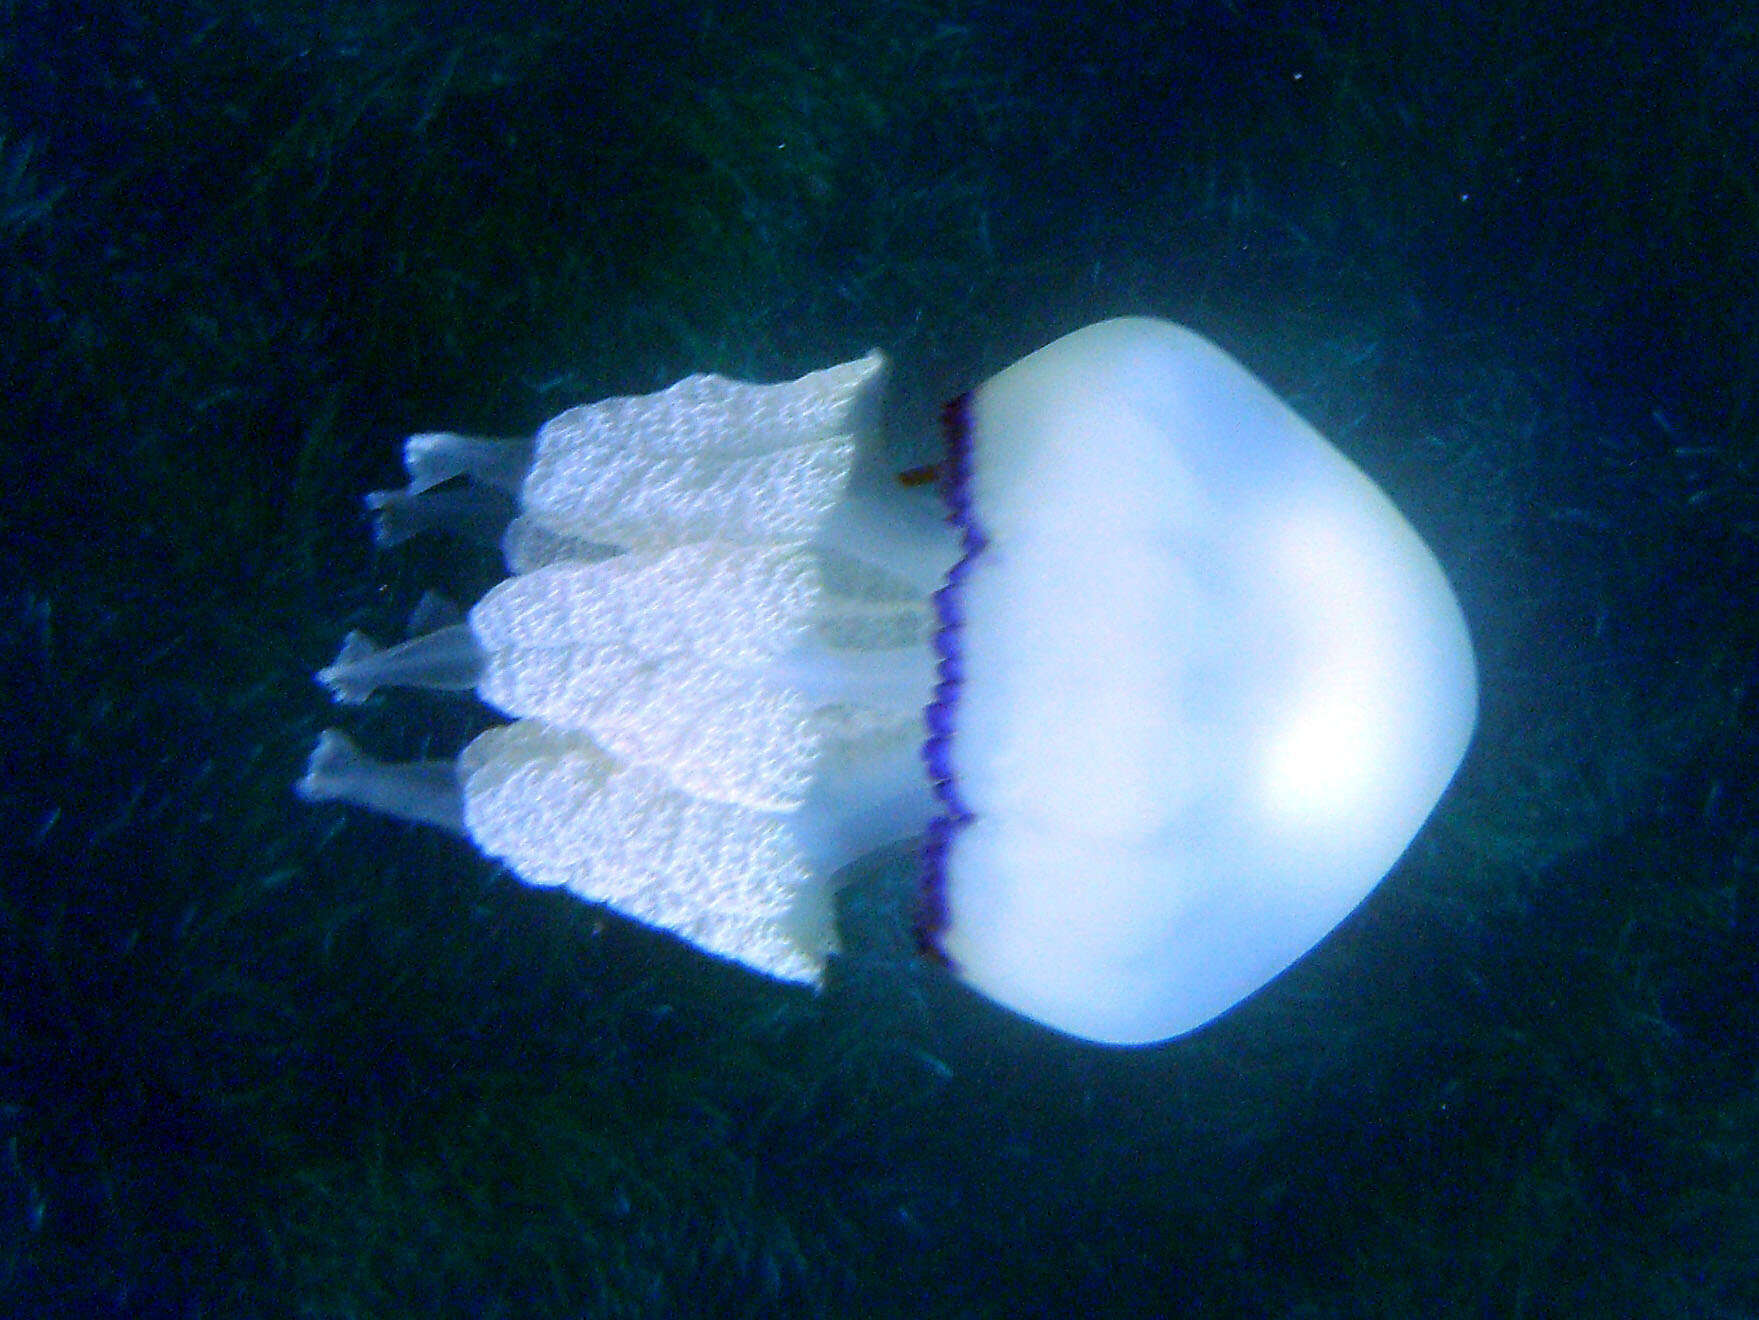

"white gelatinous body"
[299,318,1477,1046]
[934,320,1477,1043]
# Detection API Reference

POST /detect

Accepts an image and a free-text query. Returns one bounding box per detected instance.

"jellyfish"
[298,317,1477,1045]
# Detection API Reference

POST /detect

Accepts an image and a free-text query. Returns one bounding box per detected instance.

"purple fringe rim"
[913,390,987,965]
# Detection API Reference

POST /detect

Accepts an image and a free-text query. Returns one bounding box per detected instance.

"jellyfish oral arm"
[300,349,948,985]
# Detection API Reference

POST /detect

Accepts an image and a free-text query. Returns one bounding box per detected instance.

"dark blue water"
[2,1,1754,1313]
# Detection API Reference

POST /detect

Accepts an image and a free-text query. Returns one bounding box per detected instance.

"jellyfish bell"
[298,317,1477,1046]
[919,319,1476,1043]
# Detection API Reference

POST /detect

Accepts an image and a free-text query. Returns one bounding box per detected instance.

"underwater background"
[2,0,1756,1314]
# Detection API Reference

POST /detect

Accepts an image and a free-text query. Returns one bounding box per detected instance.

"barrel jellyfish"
[298,317,1477,1045]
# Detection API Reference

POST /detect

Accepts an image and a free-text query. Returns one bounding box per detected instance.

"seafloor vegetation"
[1,0,1755,1314]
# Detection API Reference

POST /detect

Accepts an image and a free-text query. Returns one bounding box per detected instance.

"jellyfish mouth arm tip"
[315,624,483,705]
[297,728,466,835]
